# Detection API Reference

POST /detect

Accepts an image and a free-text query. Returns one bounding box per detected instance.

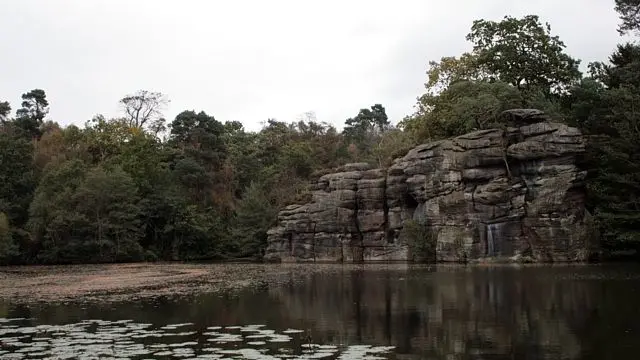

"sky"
[0,0,627,131]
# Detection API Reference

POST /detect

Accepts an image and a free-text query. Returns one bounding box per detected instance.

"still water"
[1,264,640,359]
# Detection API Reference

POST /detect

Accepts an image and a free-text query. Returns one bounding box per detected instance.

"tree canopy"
[467,15,582,95]
[401,14,579,142]
[615,0,640,34]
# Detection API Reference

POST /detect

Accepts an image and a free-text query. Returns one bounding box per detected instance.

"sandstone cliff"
[265,109,597,263]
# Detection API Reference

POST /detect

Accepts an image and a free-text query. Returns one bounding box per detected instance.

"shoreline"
[0,262,632,304]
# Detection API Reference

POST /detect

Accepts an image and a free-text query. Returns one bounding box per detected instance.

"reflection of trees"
[3,266,639,360]
[265,266,603,360]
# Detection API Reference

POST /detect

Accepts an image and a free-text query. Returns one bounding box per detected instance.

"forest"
[0,1,639,264]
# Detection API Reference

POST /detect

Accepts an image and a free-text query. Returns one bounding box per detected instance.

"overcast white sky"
[0,0,626,131]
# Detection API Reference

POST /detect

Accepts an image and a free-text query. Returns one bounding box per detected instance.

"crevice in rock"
[518,176,531,240]
[404,193,419,220]
[286,233,293,257]
[500,129,513,179]
[382,173,391,244]
[471,184,478,211]
[311,222,317,262]
[351,181,365,263]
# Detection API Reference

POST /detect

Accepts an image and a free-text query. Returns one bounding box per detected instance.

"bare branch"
[119,90,169,129]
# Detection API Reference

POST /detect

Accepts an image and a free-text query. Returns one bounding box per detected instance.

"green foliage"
[0,212,16,264]
[401,219,436,263]
[421,53,487,96]
[83,115,134,162]
[248,118,351,207]
[403,80,524,139]
[342,104,396,164]
[372,128,415,167]
[0,127,36,229]
[29,161,144,263]
[169,110,226,163]
[77,166,143,261]
[343,104,389,152]
[467,15,582,95]
[15,89,49,138]
[403,15,579,143]
[0,101,10,122]
[28,159,87,263]
[615,0,640,34]
[563,78,611,133]
[566,41,640,254]
[231,182,277,259]
[343,104,390,139]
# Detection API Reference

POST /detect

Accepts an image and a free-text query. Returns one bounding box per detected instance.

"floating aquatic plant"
[0,318,395,359]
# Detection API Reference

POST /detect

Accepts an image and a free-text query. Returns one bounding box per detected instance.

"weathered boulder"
[264,109,598,263]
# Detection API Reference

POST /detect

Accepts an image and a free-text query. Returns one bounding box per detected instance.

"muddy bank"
[2,262,597,304]
[0,262,414,303]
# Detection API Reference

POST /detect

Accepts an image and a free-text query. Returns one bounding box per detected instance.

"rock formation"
[265,109,598,263]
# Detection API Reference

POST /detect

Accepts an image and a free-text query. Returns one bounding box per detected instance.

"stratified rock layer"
[265,109,597,263]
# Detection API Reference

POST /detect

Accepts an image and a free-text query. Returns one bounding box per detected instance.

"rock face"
[265,109,598,263]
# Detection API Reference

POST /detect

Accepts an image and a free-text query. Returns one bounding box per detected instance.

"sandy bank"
[0,262,415,303]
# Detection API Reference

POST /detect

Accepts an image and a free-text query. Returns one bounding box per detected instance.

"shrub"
[401,219,437,262]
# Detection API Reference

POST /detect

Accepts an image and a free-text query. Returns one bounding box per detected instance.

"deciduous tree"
[120,90,169,131]
[467,15,582,96]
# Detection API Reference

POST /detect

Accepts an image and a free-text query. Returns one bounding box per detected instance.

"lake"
[1,264,640,359]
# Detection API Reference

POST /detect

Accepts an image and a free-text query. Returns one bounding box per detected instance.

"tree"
[28,159,87,263]
[0,101,10,122]
[223,121,263,197]
[467,15,582,97]
[563,78,611,134]
[615,0,640,35]
[0,130,35,229]
[343,104,390,159]
[169,110,231,210]
[344,104,389,135]
[29,161,144,263]
[74,166,143,262]
[16,89,48,122]
[169,110,226,163]
[567,43,640,253]
[120,90,169,131]
[0,212,16,264]
[15,89,49,138]
[421,53,488,96]
[33,123,67,172]
[231,182,277,258]
[372,128,414,167]
[402,80,525,140]
[589,43,640,89]
[83,115,135,163]
[402,15,580,142]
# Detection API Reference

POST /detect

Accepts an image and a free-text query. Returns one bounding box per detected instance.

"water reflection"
[2,264,640,359]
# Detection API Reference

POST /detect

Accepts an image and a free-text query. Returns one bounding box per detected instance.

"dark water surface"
[2,264,640,359]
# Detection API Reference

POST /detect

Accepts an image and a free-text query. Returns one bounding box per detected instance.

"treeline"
[0,89,407,264]
[1,1,639,264]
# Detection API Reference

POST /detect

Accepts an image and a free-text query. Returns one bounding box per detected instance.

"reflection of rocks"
[266,266,594,359]
[266,110,597,263]
[4,265,638,360]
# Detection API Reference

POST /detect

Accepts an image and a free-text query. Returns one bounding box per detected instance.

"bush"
[401,219,437,262]
[144,250,159,262]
